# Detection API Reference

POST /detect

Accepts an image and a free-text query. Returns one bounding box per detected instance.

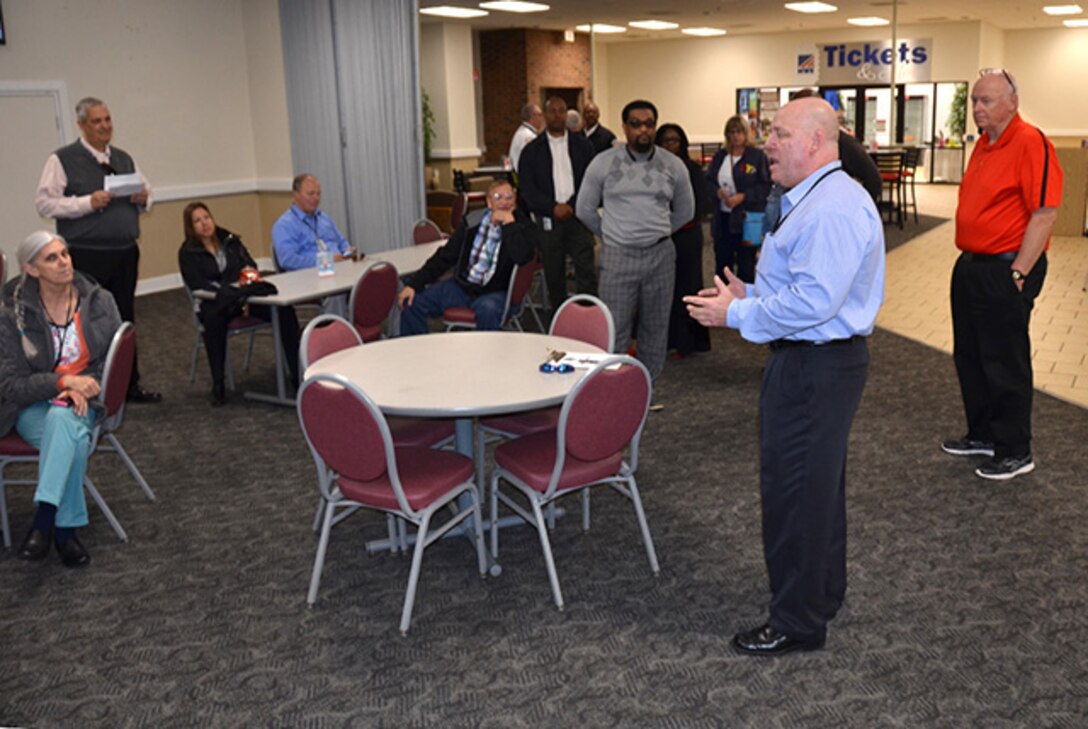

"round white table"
[304,331,605,562]
[304,330,603,437]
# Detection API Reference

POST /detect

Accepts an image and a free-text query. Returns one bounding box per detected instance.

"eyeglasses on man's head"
[979,67,1017,94]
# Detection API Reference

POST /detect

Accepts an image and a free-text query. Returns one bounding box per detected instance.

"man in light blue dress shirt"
[686,97,884,656]
[272,174,355,272]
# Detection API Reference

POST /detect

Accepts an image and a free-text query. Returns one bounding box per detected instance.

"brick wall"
[478,29,591,164]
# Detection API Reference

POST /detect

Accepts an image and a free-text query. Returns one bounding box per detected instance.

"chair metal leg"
[489,471,500,559]
[626,477,660,575]
[530,498,564,610]
[243,329,257,372]
[400,513,432,636]
[105,434,155,502]
[311,497,324,533]
[581,487,591,532]
[385,514,398,553]
[0,467,10,549]
[190,332,201,383]
[224,342,236,391]
[308,501,335,605]
[83,476,128,542]
[470,487,487,577]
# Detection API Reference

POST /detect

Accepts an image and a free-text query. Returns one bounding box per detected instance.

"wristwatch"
[1011,269,1025,283]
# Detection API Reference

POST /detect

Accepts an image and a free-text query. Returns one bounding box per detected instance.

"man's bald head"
[764,97,840,187]
[971,71,1019,140]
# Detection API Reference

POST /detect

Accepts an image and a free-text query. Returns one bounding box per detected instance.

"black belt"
[961,251,1017,263]
[768,335,866,351]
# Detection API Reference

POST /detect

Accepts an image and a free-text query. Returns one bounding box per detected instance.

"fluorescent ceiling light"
[479,1,549,12]
[1063,17,1088,24]
[1043,5,1083,15]
[785,2,839,13]
[576,23,627,33]
[681,27,728,36]
[629,20,680,30]
[847,16,890,26]
[420,5,489,18]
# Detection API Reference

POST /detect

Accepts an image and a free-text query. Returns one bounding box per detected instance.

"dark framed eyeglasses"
[626,118,657,130]
[659,135,682,145]
[979,67,1017,94]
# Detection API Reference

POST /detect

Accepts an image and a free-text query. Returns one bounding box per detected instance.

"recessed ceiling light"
[847,16,890,26]
[784,2,839,13]
[681,27,728,36]
[1063,17,1088,24]
[629,20,680,31]
[420,5,489,18]
[1044,4,1083,15]
[576,23,627,33]
[479,1,549,12]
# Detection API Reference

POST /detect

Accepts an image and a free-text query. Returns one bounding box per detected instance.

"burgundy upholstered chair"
[0,323,139,548]
[297,374,487,635]
[476,295,616,479]
[488,355,659,610]
[412,219,446,245]
[298,315,455,535]
[347,262,398,343]
[442,253,543,333]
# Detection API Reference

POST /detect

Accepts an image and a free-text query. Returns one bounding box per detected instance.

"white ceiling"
[420,1,1083,39]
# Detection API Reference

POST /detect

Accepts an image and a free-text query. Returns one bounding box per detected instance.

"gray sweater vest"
[54,141,141,248]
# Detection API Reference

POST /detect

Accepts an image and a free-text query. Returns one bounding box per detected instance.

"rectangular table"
[237,241,443,406]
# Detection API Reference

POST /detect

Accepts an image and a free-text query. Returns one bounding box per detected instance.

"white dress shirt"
[35,137,153,219]
[547,131,575,204]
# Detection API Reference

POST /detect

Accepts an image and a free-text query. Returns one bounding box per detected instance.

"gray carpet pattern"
[2,245,1087,726]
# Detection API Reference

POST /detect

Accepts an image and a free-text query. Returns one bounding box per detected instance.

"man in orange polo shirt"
[942,69,1062,481]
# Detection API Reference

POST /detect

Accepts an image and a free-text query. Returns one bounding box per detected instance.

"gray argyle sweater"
[576,145,694,249]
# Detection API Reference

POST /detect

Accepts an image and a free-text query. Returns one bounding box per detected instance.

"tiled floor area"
[879,184,1088,410]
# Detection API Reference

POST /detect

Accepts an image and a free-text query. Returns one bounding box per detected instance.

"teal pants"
[15,401,95,529]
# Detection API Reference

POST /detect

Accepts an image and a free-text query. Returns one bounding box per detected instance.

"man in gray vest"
[35,97,161,402]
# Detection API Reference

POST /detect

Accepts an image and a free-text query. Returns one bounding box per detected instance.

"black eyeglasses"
[659,135,682,144]
[979,67,1017,94]
[626,118,657,130]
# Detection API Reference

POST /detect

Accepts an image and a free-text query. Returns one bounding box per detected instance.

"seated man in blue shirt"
[397,180,534,335]
[272,174,355,271]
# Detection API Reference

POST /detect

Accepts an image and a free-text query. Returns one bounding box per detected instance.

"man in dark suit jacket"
[582,100,616,157]
[518,96,598,312]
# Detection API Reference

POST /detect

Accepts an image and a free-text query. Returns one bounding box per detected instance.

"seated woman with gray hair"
[0,231,121,567]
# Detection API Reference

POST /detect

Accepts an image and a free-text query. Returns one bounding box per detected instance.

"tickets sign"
[796,38,932,84]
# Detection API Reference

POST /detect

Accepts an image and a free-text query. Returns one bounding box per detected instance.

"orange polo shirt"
[955,113,1063,255]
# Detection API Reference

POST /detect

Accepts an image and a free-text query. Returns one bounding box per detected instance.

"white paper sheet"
[104,173,144,197]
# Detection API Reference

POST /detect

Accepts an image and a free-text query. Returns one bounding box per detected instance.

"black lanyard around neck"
[771,166,842,235]
[42,290,79,370]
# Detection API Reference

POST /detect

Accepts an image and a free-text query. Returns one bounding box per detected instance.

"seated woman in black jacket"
[178,202,300,405]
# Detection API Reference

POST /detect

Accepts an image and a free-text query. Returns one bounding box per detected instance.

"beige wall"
[600,23,988,144]
[597,22,1088,142]
[0,0,292,287]
[1004,28,1088,134]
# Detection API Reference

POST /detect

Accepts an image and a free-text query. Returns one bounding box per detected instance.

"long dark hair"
[182,201,212,245]
[654,123,690,159]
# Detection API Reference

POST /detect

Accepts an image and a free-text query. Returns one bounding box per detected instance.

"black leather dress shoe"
[127,386,163,403]
[17,528,51,560]
[210,383,226,406]
[733,624,824,656]
[57,536,91,568]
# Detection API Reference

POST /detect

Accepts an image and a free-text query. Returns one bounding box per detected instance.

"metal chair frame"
[0,323,139,548]
[488,355,659,610]
[298,374,487,635]
[184,286,271,391]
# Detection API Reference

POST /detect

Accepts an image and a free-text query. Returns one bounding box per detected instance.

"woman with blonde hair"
[706,115,771,283]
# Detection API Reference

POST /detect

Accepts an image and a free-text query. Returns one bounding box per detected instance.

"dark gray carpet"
[2,273,1086,726]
